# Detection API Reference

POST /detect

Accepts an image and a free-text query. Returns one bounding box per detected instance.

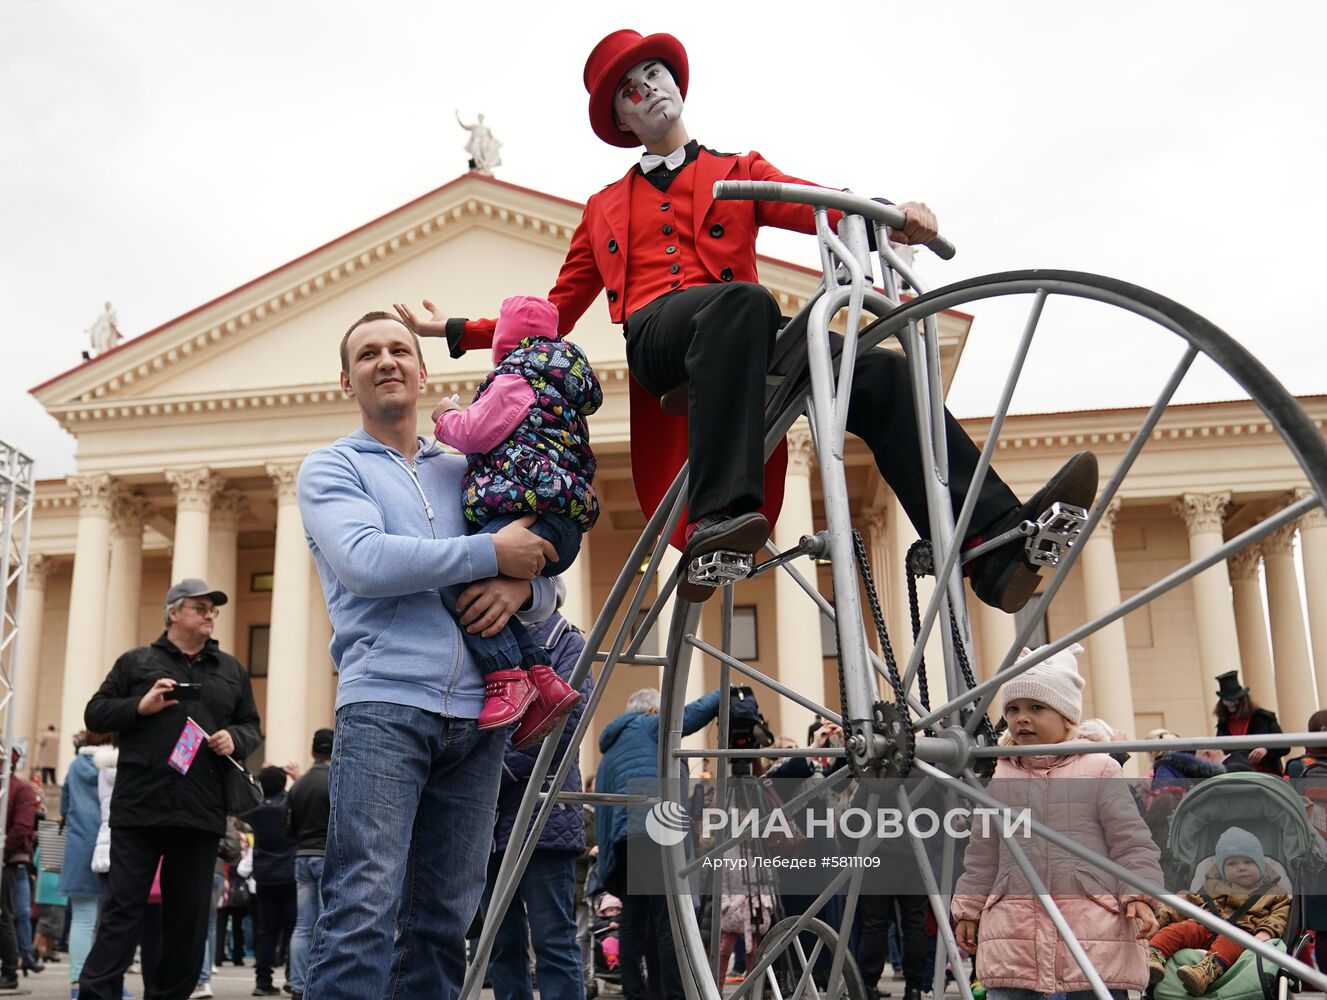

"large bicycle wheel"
[655,269,1327,1000]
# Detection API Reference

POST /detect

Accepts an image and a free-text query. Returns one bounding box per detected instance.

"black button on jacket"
[85,634,263,836]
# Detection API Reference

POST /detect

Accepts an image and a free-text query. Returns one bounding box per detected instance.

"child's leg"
[478,513,583,577]
[442,583,541,729]
[1206,933,1246,969]
[1150,918,1214,957]
[441,583,531,674]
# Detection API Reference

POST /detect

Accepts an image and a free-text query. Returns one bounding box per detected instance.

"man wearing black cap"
[77,578,262,1000]
[284,729,333,1000]
[401,28,1098,610]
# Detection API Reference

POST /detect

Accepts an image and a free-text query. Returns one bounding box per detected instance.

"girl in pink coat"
[952,645,1165,1000]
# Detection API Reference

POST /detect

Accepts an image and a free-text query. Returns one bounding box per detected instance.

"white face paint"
[613,59,683,144]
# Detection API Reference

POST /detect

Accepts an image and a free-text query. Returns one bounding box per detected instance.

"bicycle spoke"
[929,492,1320,732]
[904,289,1046,676]
[957,343,1199,730]
[688,635,841,725]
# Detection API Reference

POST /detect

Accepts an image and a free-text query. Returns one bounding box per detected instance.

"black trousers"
[625,282,1019,537]
[857,893,928,990]
[79,825,219,1000]
[217,903,247,963]
[0,863,21,973]
[253,880,297,986]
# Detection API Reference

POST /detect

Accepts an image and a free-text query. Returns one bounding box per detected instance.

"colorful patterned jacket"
[454,335,602,531]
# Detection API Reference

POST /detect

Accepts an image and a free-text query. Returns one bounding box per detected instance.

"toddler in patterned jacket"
[432,294,602,748]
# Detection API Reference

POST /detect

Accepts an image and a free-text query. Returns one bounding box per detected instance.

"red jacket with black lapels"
[451,149,840,543]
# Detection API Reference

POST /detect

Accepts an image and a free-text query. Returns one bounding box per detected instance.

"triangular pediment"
[33,171,967,433]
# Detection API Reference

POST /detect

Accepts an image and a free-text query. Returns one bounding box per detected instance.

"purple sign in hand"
[169,717,209,774]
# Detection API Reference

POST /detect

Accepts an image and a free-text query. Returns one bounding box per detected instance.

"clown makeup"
[614,59,683,144]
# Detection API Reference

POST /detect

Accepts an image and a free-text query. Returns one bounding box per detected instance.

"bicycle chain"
[905,539,1000,760]
[847,529,915,778]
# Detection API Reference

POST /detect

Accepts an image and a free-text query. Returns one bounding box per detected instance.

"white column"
[1079,499,1136,736]
[1264,520,1317,721]
[654,545,709,749]
[558,540,594,634]
[208,491,246,653]
[1228,545,1277,714]
[58,474,113,777]
[1296,491,1327,706]
[970,592,1017,686]
[103,489,151,660]
[305,581,335,746]
[1173,492,1241,706]
[862,508,893,659]
[13,554,53,755]
[166,468,223,582]
[265,463,312,767]
[773,425,826,740]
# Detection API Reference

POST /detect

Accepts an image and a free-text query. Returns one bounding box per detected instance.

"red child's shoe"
[477,670,537,731]
[510,665,582,750]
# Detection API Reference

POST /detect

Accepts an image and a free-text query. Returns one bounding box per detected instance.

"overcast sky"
[3,1,1325,480]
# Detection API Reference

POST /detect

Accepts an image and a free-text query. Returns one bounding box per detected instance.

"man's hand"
[1249,747,1268,763]
[1125,900,1159,938]
[888,201,939,246]
[457,576,535,637]
[955,918,978,954]
[492,514,558,580]
[137,678,179,716]
[282,761,301,781]
[394,299,449,338]
[208,729,236,757]
[431,395,462,424]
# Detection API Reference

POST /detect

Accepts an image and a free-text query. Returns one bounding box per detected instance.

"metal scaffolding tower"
[0,438,36,837]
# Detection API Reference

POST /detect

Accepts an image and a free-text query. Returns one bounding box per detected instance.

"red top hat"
[583,29,689,148]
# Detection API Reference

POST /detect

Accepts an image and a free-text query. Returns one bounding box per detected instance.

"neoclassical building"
[16,171,1327,778]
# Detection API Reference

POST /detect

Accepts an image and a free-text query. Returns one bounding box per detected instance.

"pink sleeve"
[434,374,535,454]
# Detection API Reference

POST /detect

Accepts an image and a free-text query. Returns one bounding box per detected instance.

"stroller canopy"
[1167,772,1315,878]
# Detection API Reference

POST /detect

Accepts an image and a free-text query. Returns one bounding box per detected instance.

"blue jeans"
[444,513,583,675]
[12,866,34,963]
[482,851,584,1000]
[198,872,223,985]
[68,895,99,985]
[303,703,504,1000]
[288,856,324,994]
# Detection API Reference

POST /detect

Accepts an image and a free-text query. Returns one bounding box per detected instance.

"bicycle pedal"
[686,550,753,587]
[1024,502,1088,568]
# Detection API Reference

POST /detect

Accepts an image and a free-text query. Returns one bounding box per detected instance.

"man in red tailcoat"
[399,29,1097,607]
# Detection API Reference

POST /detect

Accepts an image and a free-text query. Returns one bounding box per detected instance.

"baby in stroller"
[1149,826,1291,995]
[593,892,623,991]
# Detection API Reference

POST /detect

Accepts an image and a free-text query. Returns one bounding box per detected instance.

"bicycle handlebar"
[712,180,957,261]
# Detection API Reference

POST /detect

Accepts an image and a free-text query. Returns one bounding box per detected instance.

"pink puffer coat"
[951,746,1164,994]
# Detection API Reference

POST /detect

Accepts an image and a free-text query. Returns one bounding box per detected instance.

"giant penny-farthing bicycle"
[463,182,1327,1000]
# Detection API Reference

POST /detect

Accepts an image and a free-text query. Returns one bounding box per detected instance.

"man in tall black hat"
[399,29,1097,607]
[1214,670,1287,775]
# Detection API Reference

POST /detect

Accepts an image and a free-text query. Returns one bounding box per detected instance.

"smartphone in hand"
[169,682,203,702]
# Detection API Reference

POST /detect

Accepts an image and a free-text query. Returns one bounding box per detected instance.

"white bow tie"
[640,147,688,173]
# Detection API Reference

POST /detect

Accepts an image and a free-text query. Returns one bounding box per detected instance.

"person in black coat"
[245,766,298,996]
[1213,671,1288,776]
[77,578,262,1000]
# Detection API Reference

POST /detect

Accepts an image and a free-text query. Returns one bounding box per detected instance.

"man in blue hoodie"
[297,311,562,999]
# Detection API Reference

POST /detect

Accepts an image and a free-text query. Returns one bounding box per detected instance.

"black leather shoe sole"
[676,513,770,604]
[973,451,1098,613]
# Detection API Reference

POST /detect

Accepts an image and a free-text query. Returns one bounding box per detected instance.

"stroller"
[1154,772,1325,1000]
[591,891,623,996]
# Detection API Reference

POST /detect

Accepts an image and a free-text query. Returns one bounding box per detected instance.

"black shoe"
[677,512,770,603]
[970,451,1098,613]
[252,985,282,997]
[21,954,44,974]
[0,970,18,990]
[903,988,923,1000]
[283,985,294,995]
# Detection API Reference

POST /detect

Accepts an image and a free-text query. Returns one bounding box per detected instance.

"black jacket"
[85,633,262,835]
[1217,707,1288,774]
[285,762,330,857]
[245,793,297,885]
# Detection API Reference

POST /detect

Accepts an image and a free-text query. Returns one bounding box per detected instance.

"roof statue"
[86,301,122,358]
[456,110,502,175]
